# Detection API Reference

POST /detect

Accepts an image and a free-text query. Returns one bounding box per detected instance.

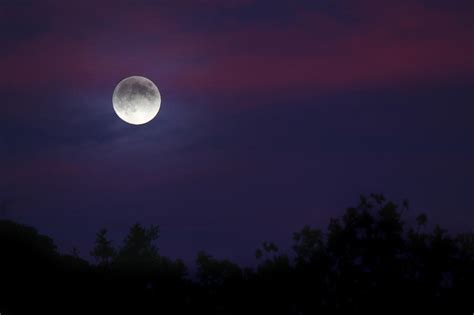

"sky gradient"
[1,0,473,265]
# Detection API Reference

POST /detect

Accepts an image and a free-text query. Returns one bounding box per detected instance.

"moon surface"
[112,76,161,125]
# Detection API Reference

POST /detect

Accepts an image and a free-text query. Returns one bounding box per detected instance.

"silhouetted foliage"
[196,251,242,287]
[0,194,472,315]
[90,228,116,265]
[115,223,160,265]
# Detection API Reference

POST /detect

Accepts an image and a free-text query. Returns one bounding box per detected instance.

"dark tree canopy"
[0,194,472,315]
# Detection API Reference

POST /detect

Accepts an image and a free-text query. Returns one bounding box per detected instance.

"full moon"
[112,76,161,125]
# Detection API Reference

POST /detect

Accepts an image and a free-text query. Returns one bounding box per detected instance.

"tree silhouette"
[90,228,116,265]
[196,251,242,287]
[0,194,472,314]
[115,223,160,265]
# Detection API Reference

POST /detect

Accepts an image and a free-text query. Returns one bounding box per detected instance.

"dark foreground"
[0,194,472,314]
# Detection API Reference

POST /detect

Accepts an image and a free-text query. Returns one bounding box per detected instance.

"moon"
[112,76,161,125]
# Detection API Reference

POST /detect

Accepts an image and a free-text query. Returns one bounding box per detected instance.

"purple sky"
[1,0,473,266]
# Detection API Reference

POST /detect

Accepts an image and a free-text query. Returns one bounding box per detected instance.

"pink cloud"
[0,0,471,104]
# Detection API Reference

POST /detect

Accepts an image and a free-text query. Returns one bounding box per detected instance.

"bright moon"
[112,76,161,125]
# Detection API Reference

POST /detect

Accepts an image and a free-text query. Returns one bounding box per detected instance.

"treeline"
[0,194,472,314]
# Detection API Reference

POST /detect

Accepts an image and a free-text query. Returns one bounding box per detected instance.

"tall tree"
[115,223,160,265]
[90,228,115,265]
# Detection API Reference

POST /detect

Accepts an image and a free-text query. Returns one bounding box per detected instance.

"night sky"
[1,0,473,266]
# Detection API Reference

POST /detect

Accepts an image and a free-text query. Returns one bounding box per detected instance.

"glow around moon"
[112,76,161,125]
